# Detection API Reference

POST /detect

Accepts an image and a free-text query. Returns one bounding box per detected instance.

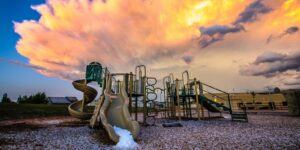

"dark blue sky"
[0,0,80,100]
[1,0,299,100]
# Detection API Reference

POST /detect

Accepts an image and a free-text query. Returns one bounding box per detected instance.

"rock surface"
[0,114,300,150]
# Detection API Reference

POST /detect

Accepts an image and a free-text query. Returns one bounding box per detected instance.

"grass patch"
[0,103,94,121]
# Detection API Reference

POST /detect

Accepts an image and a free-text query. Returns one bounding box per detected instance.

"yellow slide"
[68,76,140,143]
[99,76,140,143]
[68,79,97,120]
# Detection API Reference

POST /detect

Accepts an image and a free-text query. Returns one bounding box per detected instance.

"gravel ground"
[1,114,300,150]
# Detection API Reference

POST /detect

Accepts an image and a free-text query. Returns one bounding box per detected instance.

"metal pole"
[227,94,232,114]
[165,82,169,118]
[194,78,200,120]
[81,79,87,112]
[135,97,138,121]
[176,79,181,120]
[199,82,204,118]
[129,72,133,115]
[143,77,147,124]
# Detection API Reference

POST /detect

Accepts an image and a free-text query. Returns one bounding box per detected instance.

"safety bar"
[201,88,229,102]
[182,70,190,86]
[169,73,174,84]
[198,81,229,95]
[135,65,146,80]
[163,76,171,90]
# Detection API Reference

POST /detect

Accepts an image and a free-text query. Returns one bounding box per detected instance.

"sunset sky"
[1,0,299,100]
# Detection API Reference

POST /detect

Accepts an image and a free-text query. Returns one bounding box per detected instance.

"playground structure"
[68,62,248,143]
[160,71,248,121]
[68,62,159,143]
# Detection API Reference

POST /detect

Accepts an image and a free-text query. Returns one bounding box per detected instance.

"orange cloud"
[14,0,252,80]
[14,0,299,86]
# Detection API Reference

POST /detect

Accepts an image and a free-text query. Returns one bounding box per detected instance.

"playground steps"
[231,112,248,122]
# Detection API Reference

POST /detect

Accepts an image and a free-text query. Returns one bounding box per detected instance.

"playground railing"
[197,81,232,113]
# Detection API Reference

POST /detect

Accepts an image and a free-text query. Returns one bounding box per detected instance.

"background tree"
[274,87,281,93]
[18,92,48,104]
[1,93,11,103]
[17,95,22,103]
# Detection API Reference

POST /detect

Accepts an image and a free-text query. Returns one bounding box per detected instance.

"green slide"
[197,95,231,112]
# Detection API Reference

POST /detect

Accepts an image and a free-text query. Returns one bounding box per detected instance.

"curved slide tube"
[68,79,98,120]
[100,76,140,143]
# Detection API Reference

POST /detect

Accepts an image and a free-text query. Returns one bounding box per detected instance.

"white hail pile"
[113,126,139,149]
